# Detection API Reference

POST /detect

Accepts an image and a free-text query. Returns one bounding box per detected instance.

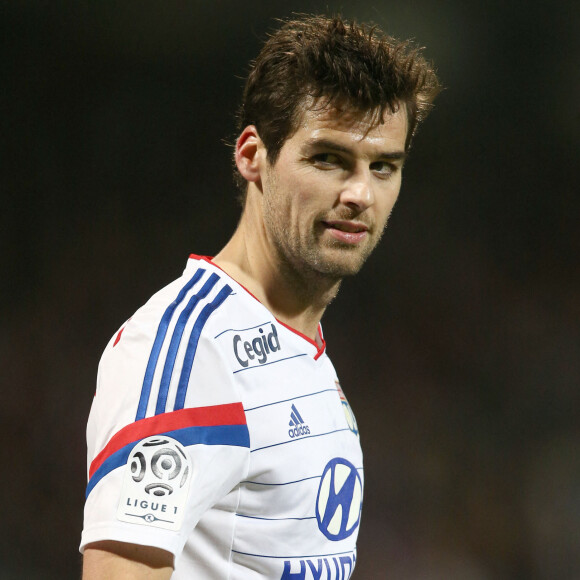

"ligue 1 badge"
[117,436,192,530]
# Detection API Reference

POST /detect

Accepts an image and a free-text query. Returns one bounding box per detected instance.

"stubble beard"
[261,167,387,297]
[264,204,385,294]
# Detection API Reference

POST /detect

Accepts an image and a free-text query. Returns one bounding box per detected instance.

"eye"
[312,153,342,168]
[370,161,397,178]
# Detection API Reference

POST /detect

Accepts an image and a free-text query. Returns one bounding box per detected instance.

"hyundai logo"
[316,458,363,541]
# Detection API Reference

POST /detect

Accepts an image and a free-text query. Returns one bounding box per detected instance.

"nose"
[339,168,374,211]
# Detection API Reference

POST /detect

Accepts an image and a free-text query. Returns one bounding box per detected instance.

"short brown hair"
[234,14,441,196]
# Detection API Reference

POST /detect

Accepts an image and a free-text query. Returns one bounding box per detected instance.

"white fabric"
[81,255,363,579]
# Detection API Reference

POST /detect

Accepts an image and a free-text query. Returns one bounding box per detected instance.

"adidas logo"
[288,404,311,438]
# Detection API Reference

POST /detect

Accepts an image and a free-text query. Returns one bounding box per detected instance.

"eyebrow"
[304,138,407,162]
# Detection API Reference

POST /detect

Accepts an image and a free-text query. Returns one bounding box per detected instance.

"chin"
[310,253,369,279]
[321,263,365,278]
[289,241,374,281]
[327,246,375,276]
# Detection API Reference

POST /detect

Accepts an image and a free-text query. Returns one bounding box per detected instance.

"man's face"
[259,105,408,281]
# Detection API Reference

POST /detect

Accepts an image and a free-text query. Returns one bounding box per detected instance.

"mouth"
[322,220,369,244]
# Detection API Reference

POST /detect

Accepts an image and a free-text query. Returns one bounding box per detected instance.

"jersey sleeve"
[80,272,250,562]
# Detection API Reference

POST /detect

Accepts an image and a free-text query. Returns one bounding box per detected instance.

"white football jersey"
[81,255,363,579]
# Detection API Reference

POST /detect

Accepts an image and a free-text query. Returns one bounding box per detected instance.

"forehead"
[289,103,408,149]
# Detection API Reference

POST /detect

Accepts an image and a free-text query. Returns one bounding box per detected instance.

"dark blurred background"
[2,1,579,578]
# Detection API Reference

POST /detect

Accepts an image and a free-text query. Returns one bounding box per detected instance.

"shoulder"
[85,256,256,511]
[100,256,245,364]
[93,256,268,422]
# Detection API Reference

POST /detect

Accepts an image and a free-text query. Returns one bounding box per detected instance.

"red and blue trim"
[86,403,249,498]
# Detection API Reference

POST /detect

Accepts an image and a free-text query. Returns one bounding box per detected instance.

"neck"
[213,207,341,342]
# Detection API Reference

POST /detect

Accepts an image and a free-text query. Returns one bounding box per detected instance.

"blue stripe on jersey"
[154,273,220,415]
[173,284,233,411]
[135,268,205,421]
[214,321,271,339]
[231,549,356,559]
[236,514,316,521]
[251,428,351,453]
[244,388,337,412]
[86,423,249,498]
[242,467,363,487]
[232,353,308,374]
[242,475,321,486]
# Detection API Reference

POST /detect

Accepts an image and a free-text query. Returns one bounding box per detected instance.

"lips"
[322,220,369,244]
[323,220,368,233]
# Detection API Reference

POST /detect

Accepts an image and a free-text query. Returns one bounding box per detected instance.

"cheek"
[377,185,401,221]
[268,167,334,232]
[280,178,320,216]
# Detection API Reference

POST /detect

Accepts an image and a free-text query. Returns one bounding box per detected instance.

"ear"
[235,125,265,183]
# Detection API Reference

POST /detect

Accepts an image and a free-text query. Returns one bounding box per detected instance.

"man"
[81,15,440,579]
